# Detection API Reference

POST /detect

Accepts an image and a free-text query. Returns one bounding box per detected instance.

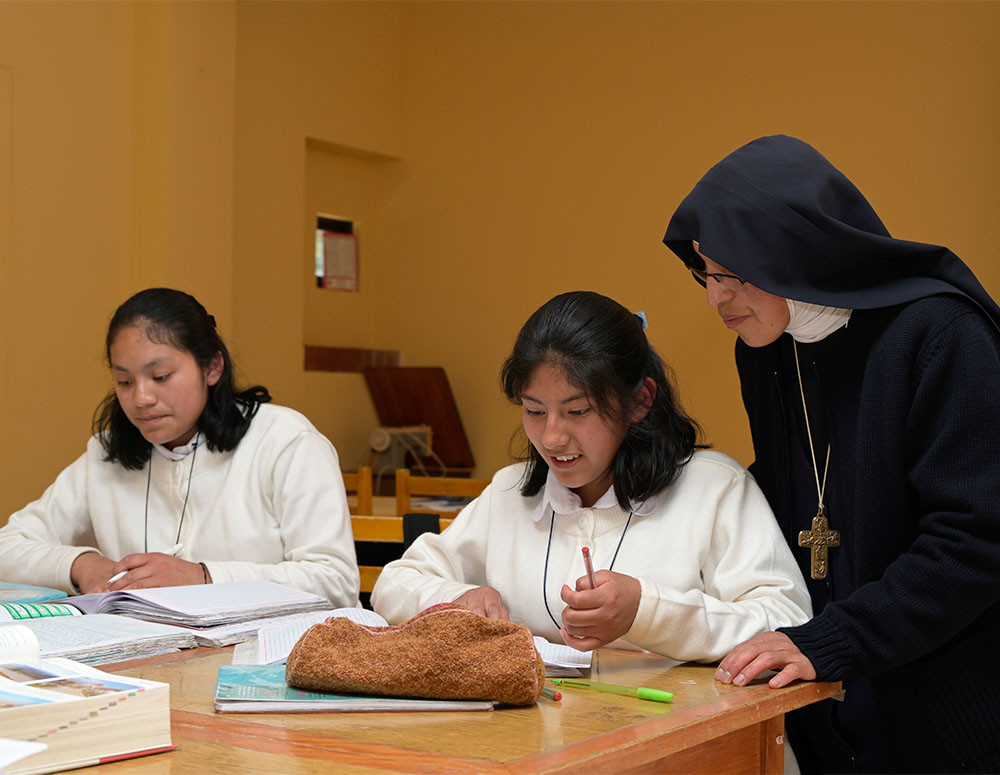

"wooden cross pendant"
[798,513,841,579]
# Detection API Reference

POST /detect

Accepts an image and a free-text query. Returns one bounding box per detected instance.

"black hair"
[500,291,703,509]
[93,287,272,470]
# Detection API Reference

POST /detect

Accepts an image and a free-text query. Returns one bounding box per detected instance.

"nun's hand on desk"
[559,570,641,651]
[716,630,817,689]
[453,586,509,621]
[107,552,205,590]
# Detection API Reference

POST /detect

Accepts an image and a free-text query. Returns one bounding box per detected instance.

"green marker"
[551,678,673,703]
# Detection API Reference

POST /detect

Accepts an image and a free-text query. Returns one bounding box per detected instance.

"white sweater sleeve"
[370,491,492,623]
[624,462,812,661]
[0,452,101,592]
[201,429,360,607]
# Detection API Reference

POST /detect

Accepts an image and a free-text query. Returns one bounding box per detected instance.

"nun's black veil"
[663,134,1000,328]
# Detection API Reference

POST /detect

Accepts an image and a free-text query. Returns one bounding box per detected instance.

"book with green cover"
[214,664,493,713]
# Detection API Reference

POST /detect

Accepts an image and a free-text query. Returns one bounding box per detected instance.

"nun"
[663,135,1000,774]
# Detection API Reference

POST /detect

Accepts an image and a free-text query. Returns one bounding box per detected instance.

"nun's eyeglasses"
[688,265,747,292]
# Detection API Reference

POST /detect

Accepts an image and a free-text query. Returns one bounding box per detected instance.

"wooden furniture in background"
[351,514,455,595]
[394,468,489,516]
[343,466,374,515]
[304,346,399,372]
[352,472,480,603]
[109,646,842,774]
[364,367,476,473]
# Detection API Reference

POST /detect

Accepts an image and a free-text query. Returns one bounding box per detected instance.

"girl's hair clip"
[634,311,648,330]
[208,314,217,329]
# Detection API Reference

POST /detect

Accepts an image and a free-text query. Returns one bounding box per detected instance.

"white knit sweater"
[372,450,811,662]
[0,404,360,605]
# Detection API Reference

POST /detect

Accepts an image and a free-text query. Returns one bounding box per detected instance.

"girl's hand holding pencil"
[559,567,641,652]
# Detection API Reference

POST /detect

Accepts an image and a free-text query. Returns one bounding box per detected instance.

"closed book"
[0,626,172,774]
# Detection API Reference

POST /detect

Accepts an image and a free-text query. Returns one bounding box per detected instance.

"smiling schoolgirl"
[372,291,810,660]
[0,288,360,604]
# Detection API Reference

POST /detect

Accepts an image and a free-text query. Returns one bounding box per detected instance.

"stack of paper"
[4,615,197,666]
[253,608,388,664]
[532,637,592,677]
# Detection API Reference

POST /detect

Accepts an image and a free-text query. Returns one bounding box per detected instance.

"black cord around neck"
[542,507,634,630]
[543,509,560,629]
[143,440,199,553]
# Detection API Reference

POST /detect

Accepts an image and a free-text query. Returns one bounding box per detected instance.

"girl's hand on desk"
[71,551,118,593]
[108,553,205,590]
[453,586,509,621]
[559,570,641,651]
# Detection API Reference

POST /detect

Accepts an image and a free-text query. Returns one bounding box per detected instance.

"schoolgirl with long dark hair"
[372,291,809,660]
[0,288,359,604]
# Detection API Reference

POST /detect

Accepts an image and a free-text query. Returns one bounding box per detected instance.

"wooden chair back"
[350,469,485,602]
[394,468,489,517]
[351,514,456,597]
[342,466,373,515]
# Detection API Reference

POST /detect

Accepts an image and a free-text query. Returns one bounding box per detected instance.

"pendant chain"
[792,341,831,517]
[144,440,199,553]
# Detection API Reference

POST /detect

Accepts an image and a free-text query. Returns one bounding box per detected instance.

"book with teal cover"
[214,664,493,713]
[0,582,66,606]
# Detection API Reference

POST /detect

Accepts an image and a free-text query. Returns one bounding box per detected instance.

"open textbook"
[1,598,352,652]
[0,625,173,775]
[3,581,329,628]
[58,581,330,627]
[0,584,354,662]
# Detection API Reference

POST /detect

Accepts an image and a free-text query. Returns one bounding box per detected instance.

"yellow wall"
[2,2,140,516]
[2,1,999,520]
[300,140,395,473]
[379,0,1000,483]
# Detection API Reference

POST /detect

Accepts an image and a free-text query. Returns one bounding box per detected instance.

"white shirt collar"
[784,299,852,343]
[530,468,657,521]
[152,432,203,461]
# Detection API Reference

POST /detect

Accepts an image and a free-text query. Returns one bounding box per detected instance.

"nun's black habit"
[664,136,1000,773]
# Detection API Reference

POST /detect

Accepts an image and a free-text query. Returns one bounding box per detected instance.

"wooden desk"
[87,647,839,774]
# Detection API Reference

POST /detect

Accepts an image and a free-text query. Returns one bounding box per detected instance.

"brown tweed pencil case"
[284,603,545,706]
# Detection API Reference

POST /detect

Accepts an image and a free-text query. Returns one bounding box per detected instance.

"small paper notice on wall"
[315,215,358,292]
